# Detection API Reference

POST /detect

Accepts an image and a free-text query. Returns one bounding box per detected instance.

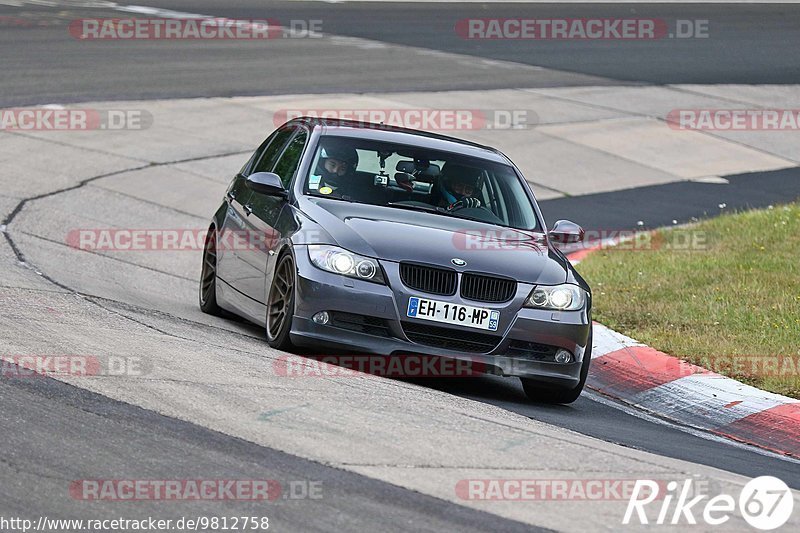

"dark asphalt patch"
[3,2,800,106]
[0,360,543,533]
[539,167,800,231]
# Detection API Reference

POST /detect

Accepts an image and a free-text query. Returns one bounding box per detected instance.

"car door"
[216,127,294,298]
[237,126,309,304]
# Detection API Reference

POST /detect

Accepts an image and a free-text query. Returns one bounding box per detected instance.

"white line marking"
[633,373,799,428]
[592,322,645,359]
[585,390,800,465]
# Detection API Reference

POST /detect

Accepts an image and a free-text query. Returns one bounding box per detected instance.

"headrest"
[395,160,441,180]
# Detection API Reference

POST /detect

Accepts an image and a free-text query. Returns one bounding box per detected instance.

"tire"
[265,251,296,350]
[520,329,592,404]
[199,225,222,316]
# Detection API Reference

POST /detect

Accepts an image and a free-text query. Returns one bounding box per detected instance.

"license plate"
[406,297,500,331]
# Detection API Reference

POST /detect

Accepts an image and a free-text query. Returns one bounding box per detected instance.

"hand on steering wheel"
[447,197,482,211]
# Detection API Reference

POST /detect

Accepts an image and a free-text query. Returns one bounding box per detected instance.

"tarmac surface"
[2,1,800,531]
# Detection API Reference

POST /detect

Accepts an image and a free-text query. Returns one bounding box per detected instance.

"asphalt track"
[3,1,800,531]
[127,0,800,84]
[3,1,800,106]
[0,367,540,532]
[538,167,800,232]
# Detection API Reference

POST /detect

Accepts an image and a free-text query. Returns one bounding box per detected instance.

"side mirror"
[549,219,585,244]
[246,172,288,198]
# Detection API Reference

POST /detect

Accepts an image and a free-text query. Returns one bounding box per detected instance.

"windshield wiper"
[387,201,533,231]
[387,202,447,215]
[443,210,491,224]
[388,202,494,225]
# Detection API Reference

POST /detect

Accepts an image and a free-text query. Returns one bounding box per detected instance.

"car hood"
[301,198,568,285]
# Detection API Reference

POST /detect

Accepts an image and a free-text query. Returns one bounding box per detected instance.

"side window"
[272,130,308,187]
[251,127,294,175]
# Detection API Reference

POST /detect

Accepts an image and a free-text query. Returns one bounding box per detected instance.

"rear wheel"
[266,252,296,350]
[520,329,592,404]
[199,226,222,316]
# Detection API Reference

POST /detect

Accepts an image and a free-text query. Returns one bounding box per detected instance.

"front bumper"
[290,246,591,386]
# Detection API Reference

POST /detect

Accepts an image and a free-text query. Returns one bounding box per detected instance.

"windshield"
[303,135,541,231]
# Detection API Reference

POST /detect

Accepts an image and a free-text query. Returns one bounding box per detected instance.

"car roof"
[288,117,511,165]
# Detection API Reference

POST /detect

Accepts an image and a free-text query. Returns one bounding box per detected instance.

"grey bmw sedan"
[200,117,592,403]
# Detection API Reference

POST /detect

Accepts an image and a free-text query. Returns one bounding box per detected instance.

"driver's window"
[273,130,308,187]
[251,127,294,175]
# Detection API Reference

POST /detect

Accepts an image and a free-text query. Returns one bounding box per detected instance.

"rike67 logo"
[624,476,794,530]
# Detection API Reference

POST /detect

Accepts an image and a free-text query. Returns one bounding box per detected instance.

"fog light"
[312,311,330,325]
[554,349,573,364]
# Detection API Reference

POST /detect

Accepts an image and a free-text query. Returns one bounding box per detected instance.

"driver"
[438,163,483,210]
[313,143,359,196]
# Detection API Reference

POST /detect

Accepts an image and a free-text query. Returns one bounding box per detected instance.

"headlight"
[308,245,386,284]
[525,284,586,311]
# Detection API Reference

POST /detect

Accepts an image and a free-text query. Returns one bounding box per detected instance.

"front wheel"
[199,226,222,316]
[265,252,296,350]
[520,330,592,404]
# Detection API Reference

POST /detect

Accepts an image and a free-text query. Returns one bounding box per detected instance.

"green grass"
[576,203,800,398]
